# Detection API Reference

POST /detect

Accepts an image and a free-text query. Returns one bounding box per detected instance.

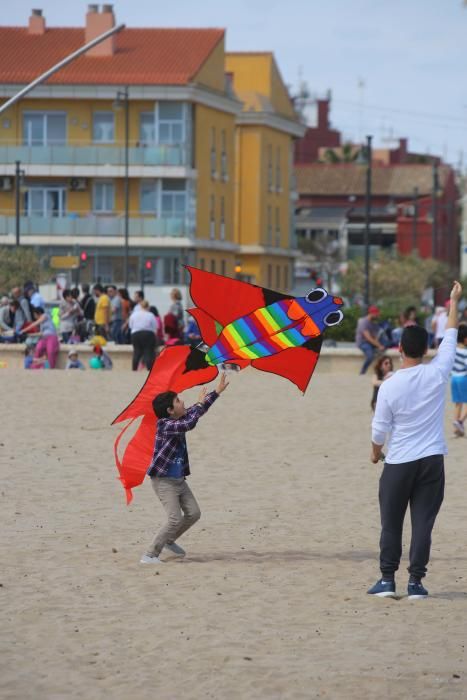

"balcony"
[0,142,190,168]
[0,214,191,238]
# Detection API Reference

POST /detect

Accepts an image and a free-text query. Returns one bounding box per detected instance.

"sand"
[0,367,466,700]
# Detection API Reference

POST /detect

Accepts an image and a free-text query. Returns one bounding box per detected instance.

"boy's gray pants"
[146,477,201,557]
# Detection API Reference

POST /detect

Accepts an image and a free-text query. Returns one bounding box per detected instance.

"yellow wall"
[194,249,236,278]
[194,103,235,242]
[225,53,296,120]
[194,37,227,93]
[235,125,291,249]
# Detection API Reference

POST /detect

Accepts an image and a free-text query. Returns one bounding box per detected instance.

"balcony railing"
[0,142,190,167]
[0,214,191,238]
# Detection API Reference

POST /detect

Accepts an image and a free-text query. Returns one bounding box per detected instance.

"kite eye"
[305,288,327,304]
[324,310,343,326]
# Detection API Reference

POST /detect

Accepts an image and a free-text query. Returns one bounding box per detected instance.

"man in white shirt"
[368,281,463,600]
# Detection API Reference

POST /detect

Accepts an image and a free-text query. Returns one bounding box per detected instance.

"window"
[276,265,281,289]
[284,265,289,291]
[275,207,281,247]
[23,112,66,146]
[276,147,281,191]
[157,102,184,144]
[221,129,228,181]
[210,127,217,178]
[92,112,114,143]
[221,259,226,276]
[93,181,115,213]
[267,264,272,288]
[140,112,155,145]
[140,181,157,213]
[199,258,205,270]
[220,196,225,240]
[267,205,272,245]
[161,179,186,218]
[210,194,215,239]
[267,144,273,192]
[162,257,180,284]
[210,259,216,273]
[24,187,66,217]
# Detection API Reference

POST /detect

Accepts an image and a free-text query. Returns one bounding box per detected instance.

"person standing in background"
[93,284,110,339]
[107,285,123,344]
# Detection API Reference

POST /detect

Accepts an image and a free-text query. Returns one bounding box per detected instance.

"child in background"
[451,324,467,436]
[66,349,85,370]
[371,355,394,411]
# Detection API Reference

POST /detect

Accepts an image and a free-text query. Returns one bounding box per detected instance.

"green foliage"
[0,246,49,295]
[324,304,361,342]
[340,253,450,314]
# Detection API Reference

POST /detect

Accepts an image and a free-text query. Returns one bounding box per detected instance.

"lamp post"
[15,160,25,247]
[412,186,419,254]
[432,162,439,258]
[114,86,130,287]
[363,135,373,307]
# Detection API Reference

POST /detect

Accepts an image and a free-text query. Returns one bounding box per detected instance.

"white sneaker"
[140,554,163,564]
[164,542,186,557]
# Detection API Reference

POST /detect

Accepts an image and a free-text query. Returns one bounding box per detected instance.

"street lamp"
[363,135,373,307]
[114,86,130,287]
[15,160,25,247]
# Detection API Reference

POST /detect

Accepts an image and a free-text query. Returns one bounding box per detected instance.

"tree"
[0,246,49,294]
[340,253,450,311]
[323,142,361,164]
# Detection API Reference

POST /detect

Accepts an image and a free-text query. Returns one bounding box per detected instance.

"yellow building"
[0,7,303,291]
[226,53,304,290]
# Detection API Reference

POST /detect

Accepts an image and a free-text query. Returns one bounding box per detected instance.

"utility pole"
[15,160,25,247]
[364,135,373,307]
[432,162,439,258]
[115,86,130,287]
[412,186,419,253]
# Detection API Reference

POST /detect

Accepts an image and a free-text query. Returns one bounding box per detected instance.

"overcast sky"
[5,0,467,166]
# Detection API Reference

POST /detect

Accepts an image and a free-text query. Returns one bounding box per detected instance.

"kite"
[112,266,344,503]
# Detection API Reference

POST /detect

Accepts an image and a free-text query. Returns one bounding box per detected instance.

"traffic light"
[80,251,88,268]
[144,260,153,270]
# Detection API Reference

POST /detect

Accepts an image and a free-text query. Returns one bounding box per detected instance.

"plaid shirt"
[147,391,218,478]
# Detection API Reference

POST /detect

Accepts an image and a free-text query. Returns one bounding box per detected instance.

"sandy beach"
[1,366,466,700]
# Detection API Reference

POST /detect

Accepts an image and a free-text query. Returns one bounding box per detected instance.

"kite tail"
[113,414,157,505]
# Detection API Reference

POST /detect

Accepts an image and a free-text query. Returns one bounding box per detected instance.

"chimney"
[85,4,116,57]
[317,99,330,130]
[28,9,46,35]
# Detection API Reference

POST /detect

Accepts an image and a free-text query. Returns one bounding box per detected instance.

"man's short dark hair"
[93,284,104,293]
[135,290,144,300]
[82,284,90,294]
[458,324,467,344]
[153,391,177,418]
[401,325,428,358]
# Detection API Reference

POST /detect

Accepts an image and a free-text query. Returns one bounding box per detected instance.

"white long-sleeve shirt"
[129,309,157,334]
[372,328,457,463]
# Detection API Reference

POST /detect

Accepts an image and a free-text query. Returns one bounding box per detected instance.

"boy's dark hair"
[153,391,177,419]
[401,325,428,358]
[135,289,144,301]
[93,283,104,293]
[458,324,467,344]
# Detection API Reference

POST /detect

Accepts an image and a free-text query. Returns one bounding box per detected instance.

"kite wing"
[186,265,293,328]
[251,337,323,393]
[112,346,217,504]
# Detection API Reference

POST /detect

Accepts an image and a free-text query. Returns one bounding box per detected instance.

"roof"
[295,163,452,197]
[0,27,224,85]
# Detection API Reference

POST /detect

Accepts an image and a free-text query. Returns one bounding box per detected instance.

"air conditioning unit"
[69,177,88,192]
[0,176,13,191]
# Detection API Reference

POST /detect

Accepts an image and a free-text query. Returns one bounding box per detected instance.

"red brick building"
[294,163,459,269]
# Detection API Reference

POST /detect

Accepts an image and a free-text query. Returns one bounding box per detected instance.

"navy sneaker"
[367,578,396,598]
[407,581,428,599]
